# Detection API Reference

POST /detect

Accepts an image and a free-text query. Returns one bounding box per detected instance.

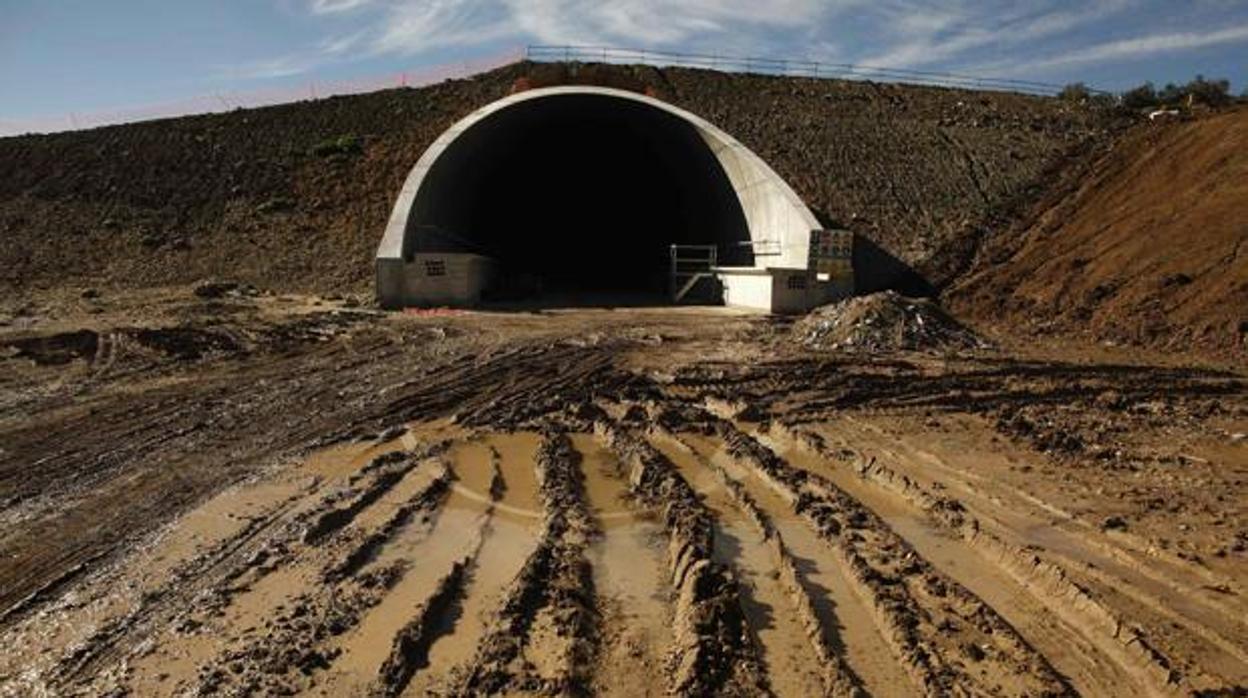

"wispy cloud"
[861,0,1136,68]
[223,54,321,80]
[364,0,841,55]
[225,0,1248,85]
[309,0,376,14]
[1022,22,1248,70]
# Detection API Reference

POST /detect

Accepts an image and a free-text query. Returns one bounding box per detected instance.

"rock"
[193,279,258,299]
[1101,516,1128,531]
[377,425,407,442]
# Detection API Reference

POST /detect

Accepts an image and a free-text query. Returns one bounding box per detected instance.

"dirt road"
[1,288,1245,696]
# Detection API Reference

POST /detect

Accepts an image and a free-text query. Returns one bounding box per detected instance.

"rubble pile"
[796,291,988,353]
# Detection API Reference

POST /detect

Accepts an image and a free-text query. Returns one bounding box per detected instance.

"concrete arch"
[376,85,828,309]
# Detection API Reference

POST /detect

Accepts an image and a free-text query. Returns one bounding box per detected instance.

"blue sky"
[3,1,1247,132]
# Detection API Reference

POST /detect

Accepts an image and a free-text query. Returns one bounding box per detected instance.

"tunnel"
[410,94,751,301]
[376,86,827,310]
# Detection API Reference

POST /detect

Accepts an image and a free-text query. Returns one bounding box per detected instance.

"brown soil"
[1,288,1244,696]
[950,107,1248,360]
[0,61,1121,301]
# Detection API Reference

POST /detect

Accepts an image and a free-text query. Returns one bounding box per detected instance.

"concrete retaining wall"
[376,254,494,309]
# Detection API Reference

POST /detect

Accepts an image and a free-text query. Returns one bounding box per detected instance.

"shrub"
[1120,82,1158,110]
[310,134,362,158]
[1059,82,1091,102]
[256,197,295,214]
[1185,75,1231,106]
[1120,76,1232,110]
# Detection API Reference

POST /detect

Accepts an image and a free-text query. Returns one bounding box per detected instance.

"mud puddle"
[650,434,826,698]
[765,428,1139,697]
[678,431,918,698]
[398,433,545,696]
[317,448,495,693]
[570,434,672,696]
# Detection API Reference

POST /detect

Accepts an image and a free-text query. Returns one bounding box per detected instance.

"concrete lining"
[376,85,822,308]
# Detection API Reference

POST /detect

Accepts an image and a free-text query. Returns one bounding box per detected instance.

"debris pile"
[795,291,988,353]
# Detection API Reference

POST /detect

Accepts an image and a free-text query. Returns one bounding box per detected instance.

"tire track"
[661,429,915,698]
[778,422,1213,695]
[650,430,857,697]
[711,419,1073,697]
[825,416,1248,687]
[571,433,675,698]
[452,431,598,696]
[179,446,455,696]
[396,435,545,696]
[596,422,770,696]
[46,441,441,694]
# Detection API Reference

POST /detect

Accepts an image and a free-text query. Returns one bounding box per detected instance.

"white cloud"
[861,0,1136,68]
[229,0,1245,86]
[309,0,376,14]
[364,0,842,55]
[1024,22,1248,69]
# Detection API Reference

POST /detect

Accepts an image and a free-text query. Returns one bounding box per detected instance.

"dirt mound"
[795,291,987,352]
[949,107,1248,360]
[0,61,1119,300]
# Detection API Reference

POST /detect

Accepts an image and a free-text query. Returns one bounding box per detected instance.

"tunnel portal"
[411,94,751,300]
[377,86,848,312]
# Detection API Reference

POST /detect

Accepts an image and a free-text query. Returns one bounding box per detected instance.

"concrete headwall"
[376,86,821,308]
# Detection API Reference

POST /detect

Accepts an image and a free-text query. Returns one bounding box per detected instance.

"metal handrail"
[525,45,1105,97]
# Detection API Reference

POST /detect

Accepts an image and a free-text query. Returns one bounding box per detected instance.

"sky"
[2,0,1247,132]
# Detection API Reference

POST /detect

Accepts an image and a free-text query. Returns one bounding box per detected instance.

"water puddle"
[650,435,826,698]
[770,433,1132,697]
[481,432,543,525]
[400,432,545,695]
[571,434,672,695]
[680,432,917,698]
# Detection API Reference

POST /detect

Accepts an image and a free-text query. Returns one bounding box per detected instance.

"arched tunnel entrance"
[376,86,842,311]
[413,94,752,302]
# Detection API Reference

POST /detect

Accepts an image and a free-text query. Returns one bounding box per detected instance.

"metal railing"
[670,244,719,303]
[526,45,1098,97]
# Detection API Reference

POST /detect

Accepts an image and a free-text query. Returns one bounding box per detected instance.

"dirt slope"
[0,61,1118,298]
[949,108,1248,359]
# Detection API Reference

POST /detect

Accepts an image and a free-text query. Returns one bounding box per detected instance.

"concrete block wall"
[376,253,493,308]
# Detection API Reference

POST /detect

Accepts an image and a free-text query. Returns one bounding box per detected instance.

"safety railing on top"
[1,43,1103,138]
[526,45,1094,97]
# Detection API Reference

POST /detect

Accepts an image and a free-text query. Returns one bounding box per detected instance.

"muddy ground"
[1,287,1245,697]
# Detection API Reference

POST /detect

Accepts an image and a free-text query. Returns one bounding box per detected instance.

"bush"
[1059,82,1091,102]
[1121,82,1158,110]
[1185,75,1231,106]
[256,197,295,214]
[310,134,362,158]
[1119,76,1233,110]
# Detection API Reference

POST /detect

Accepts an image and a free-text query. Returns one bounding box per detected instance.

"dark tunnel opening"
[407,94,753,303]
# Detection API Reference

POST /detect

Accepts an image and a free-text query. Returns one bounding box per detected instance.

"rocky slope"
[0,61,1119,298]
